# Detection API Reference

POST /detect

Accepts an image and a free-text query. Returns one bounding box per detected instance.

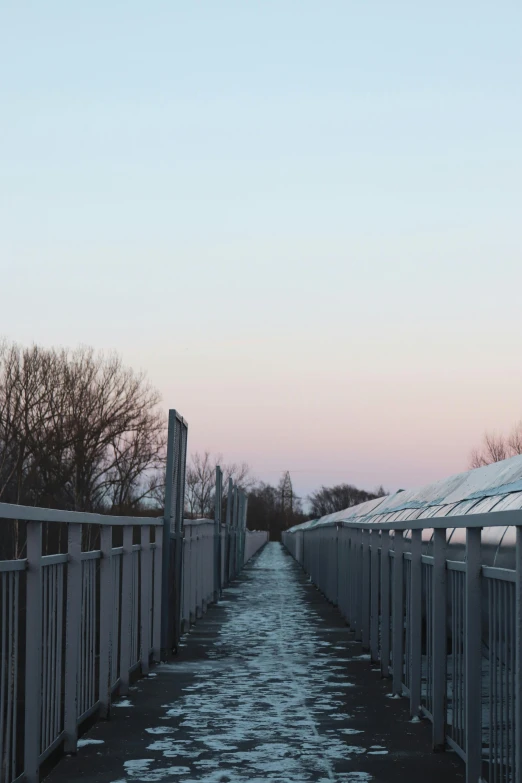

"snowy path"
[47,543,463,783]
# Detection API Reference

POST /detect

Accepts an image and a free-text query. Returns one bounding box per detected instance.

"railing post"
[225,477,233,585]
[161,410,188,657]
[182,535,189,631]
[140,526,152,675]
[214,466,223,600]
[432,527,447,750]
[392,531,404,696]
[515,526,522,783]
[347,529,355,629]
[370,530,380,663]
[64,522,82,753]
[99,526,113,718]
[236,491,242,577]
[336,525,344,616]
[410,529,422,718]
[24,522,43,782]
[380,530,391,677]
[189,527,196,624]
[152,524,163,663]
[465,527,482,783]
[333,524,339,606]
[362,529,371,649]
[196,527,202,618]
[355,529,363,641]
[119,525,133,695]
[232,486,239,577]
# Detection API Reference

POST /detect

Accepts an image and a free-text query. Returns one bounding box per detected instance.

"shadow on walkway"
[46,543,464,783]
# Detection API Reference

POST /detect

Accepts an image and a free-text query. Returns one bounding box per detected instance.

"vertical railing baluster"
[49,564,56,748]
[354,529,362,641]
[346,530,352,625]
[465,527,482,783]
[370,530,380,663]
[510,579,515,782]
[515,525,522,783]
[42,562,48,752]
[501,582,509,783]
[119,525,133,695]
[214,467,223,601]
[410,529,422,718]
[79,559,86,719]
[140,526,152,675]
[99,526,113,718]
[11,571,19,782]
[380,530,391,677]
[64,522,82,754]
[494,578,499,781]
[392,531,404,696]
[91,559,96,709]
[361,530,370,649]
[432,527,447,750]
[152,524,163,662]
[1,573,7,775]
[488,579,494,780]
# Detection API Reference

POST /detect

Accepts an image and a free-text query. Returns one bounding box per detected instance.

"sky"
[1,1,522,501]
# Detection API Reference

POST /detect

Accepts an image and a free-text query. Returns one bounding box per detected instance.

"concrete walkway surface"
[46,543,464,783]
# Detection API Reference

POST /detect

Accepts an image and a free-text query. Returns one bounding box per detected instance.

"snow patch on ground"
[145,727,177,735]
[78,738,104,747]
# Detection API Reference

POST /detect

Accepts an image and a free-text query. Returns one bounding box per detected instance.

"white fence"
[244,530,269,564]
[283,511,522,783]
[0,503,163,783]
[181,521,268,630]
[0,501,267,783]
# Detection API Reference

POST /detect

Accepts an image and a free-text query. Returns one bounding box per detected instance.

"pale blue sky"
[1,2,521,499]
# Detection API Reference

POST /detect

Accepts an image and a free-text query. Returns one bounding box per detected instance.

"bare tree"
[185,451,254,518]
[0,339,167,556]
[507,423,522,458]
[185,452,218,518]
[58,347,165,512]
[469,424,522,468]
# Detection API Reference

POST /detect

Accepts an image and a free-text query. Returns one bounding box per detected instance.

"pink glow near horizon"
[151,328,522,501]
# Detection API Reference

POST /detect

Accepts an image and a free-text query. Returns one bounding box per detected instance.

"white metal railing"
[282,510,522,783]
[180,522,268,630]
[0,501,267,783]
[0,502,163,783]
[244,530,269,564]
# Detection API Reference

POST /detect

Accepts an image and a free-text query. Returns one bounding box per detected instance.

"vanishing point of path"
[47,543,464,783]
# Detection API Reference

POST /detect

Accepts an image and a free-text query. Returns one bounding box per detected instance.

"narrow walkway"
[47,544,464,783]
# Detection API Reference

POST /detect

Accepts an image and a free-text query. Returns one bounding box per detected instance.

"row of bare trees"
[0,341,167,519]
[184,453,389,539]
[308,483,386,517]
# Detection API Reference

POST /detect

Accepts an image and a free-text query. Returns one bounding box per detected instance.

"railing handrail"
[286,508,522,533]
[0,500,163,527]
